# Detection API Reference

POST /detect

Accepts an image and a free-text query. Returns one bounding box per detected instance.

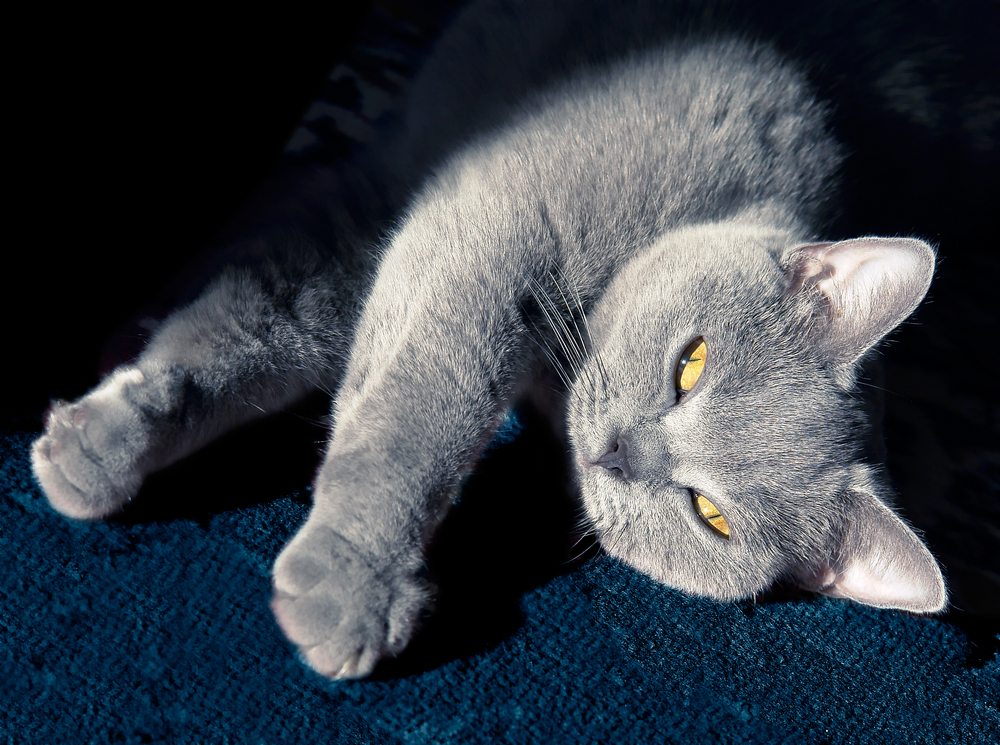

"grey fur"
[32,0,946,679]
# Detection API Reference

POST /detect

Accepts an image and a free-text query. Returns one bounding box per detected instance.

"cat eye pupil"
[693,492,730,539]
[675,337,707,395]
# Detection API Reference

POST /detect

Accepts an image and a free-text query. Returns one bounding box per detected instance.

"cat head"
[567,222,946,613]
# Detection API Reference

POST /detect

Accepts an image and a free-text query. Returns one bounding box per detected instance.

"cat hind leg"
[32,256,358,520]
[32,369,152,519]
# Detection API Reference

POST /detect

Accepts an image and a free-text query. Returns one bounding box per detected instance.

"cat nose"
[591,435,633,479]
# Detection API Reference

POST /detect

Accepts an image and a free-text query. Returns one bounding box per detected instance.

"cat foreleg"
[271,219,542,678]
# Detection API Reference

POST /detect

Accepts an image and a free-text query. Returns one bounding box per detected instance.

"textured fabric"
[2,424,997,744]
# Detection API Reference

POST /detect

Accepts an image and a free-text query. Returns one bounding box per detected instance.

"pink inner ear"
[790,238,932,303]
[785,237,935,364]
[784,241,834,295]
[810,239,928,313]
[821,558,938,611]
[812,493,947,614]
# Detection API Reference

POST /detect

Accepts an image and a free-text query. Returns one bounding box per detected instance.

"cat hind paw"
[31,398,143,520]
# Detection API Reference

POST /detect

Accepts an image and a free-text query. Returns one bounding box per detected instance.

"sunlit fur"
[31,0,945,679]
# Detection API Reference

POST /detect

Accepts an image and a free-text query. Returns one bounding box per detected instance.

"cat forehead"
[593,273,810,381]
[621,222,793,287]
[592,227,797,338]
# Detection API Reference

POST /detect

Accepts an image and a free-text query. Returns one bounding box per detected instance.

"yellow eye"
[693,493,730,539]
[675,337,707,394]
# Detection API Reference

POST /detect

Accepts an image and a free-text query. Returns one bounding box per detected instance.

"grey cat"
[32,0,946,679]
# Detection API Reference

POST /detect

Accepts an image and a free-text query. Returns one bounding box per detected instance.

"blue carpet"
[2,423,997,744]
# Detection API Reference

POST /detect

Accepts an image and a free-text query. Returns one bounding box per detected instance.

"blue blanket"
[2,420,997,743]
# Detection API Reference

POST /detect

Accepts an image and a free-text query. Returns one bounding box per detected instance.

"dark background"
[9,5,372,423]
[7,1,998,627]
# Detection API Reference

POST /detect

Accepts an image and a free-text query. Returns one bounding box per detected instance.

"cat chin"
[620,551,774,605]
[587,515,776,604]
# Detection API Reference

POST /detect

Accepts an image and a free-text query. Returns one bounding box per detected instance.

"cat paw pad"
[31,397,143,520]
[271,524,425,679]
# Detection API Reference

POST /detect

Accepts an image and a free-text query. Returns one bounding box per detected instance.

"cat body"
[32,0,946,679]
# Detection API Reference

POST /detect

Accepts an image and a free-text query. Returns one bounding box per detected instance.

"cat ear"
[785,237,935,365]
[804,490,947,613]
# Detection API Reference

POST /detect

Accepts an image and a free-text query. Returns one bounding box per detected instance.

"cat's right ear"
[799,489,947,614]
[784,237,935,367]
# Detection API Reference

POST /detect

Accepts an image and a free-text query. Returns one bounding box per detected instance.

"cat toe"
[31,400,140,520]
[32,439,92,520]
[300,632,381,680]
[270,524,426,679]
[270,588,343,647]
[334,652,364,680]
[32,436,118,520]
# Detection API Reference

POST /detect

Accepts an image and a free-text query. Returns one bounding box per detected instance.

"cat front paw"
[270,522,427,679]
[31,383,147,520]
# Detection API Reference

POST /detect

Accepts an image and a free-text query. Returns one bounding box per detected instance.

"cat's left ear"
[784,237,935,366]
[799,489,947,614]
